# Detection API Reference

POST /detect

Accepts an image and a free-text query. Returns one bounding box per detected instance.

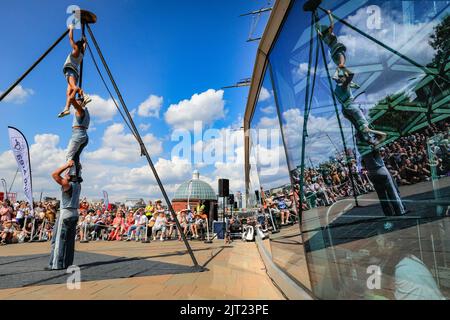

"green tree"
[429,14,450,68]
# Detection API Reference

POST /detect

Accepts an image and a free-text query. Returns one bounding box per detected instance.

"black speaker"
[218,179,229,197]
[255,190,260,202]
[212,203,218,221]
[228,194,235,204]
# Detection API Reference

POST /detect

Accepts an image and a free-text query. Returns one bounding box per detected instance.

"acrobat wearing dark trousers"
[358,139,407,217]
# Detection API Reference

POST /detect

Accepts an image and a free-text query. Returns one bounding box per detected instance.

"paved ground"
[0,240,285,300]
[265,179,450,299]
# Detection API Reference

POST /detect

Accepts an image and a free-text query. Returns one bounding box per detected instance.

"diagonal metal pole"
[297,12,316,225]
[0,29,69,102]
[86,24,200,268]
[8,168,20,194]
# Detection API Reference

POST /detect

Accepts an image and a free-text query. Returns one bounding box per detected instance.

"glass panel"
[266,0,450,299]
[250,69,312,290]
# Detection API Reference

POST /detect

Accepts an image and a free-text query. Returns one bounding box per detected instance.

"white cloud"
[137,95,163,118]
[84,123,163,163]
[255,116,279,129]
[1,85,34,104]
[86,94,118,123]
[164,89,225,131]
[280,108,353,166]
[0,131,192,202]
[100,156,193,197]
[258,87,271,102]
[295,63,316,77]
[339,7,436,67]
[139,123,151,132]
[261,106,276,115]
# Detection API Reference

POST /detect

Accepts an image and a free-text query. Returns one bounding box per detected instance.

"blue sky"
[0,0,271,201]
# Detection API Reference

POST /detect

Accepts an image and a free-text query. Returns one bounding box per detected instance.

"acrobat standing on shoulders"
[58,24,91,118]
[66,95,90,182]
[317,10,386,146]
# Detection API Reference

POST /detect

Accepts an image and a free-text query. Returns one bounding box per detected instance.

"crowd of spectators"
[0,199,56,246]
[77,200,208,243]
[0,198,210,246]
[382,123,450,186]
[261,121,450,218]
[2,123,450,246]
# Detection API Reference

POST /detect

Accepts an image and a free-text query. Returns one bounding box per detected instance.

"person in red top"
[108,211,125,241]
[80,198,89,211]
[124,210,135,233]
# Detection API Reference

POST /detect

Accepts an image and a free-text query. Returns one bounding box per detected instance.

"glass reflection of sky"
[266,0,449,168]
[250,71,291,191]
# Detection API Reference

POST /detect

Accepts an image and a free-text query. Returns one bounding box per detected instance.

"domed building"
[172,171,218,216]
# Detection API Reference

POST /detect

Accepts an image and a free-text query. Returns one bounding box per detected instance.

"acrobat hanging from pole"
[315,9,387,147]
[58,24,92,119]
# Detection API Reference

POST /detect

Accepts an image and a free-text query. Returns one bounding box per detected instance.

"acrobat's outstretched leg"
[58,74,91,118]
[336,86,386,146]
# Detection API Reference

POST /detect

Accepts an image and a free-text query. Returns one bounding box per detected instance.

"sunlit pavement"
[0,240,285,300]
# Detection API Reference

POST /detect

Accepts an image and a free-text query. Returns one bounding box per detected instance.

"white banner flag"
[8,127,34,215]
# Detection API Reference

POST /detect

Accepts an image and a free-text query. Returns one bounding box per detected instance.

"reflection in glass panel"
[250,70,312,290]
[265,0,450,299]
[248,138,261,208]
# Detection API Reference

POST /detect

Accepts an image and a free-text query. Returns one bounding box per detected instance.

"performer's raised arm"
[51,162,74,191]
[327,10,334,31]
[68,25,78,54]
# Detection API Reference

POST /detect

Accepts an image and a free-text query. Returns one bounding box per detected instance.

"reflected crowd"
[262,120,450,215]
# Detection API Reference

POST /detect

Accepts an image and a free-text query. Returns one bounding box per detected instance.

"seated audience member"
[177,210,189,241]
[92,215,108,240]
[145,201,154,219]
[152,212,167,241]
[0,201,12,224]
[134,211,148,242]
[108,211,125,241]
[166,213,177,240]
[1,220,17,245]
[126,210,141,241]
[278,198,290,225]
[191,209,207,239]
[124,211,135,233]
